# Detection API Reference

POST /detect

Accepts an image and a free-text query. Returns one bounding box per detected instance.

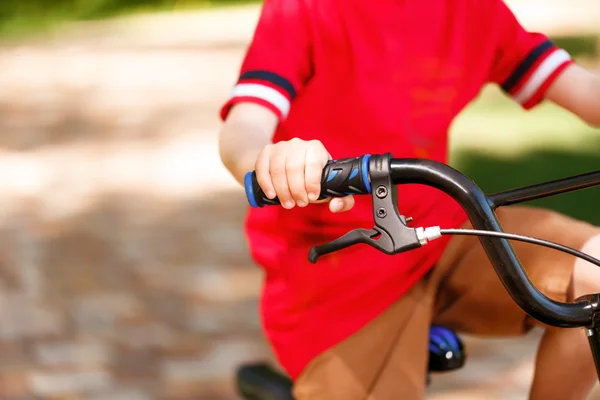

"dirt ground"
[0,3,599,399]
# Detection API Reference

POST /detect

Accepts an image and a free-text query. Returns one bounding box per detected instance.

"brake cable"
[419,227,600,268]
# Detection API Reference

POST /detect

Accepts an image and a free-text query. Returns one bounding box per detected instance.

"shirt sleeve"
[219,0,313,121]
[487,0,574,109]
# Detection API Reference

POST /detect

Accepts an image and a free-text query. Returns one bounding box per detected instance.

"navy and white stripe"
[501,40,555,93]
[239,70,297,100]
[228,70,296,118]
[513,49,571,105]
[230,84,292,117]
[501,40,572,107]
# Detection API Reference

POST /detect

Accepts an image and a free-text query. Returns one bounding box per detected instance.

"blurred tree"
[0,0,257,37]
[1,0,176,21]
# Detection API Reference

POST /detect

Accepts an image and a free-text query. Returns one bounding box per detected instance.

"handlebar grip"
[244,154,372,208]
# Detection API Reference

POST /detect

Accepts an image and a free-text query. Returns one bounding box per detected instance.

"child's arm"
[218,0,352,212]
[218,102,278,187]
[545,64,600,127]
[219,103,354,212]
[483,0,599,121]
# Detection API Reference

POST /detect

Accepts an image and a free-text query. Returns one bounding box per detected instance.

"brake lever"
[308,153,424,263]
[309,228,383,263]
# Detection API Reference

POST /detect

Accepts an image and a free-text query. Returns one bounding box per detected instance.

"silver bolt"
[586,328,595,337]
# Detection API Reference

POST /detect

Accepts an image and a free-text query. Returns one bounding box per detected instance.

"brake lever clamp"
[309,153,423,263]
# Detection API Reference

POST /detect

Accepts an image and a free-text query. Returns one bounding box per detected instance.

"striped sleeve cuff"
[220,70,297,121]
[501,41,573,110]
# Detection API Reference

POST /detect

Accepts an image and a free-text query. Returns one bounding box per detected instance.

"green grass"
[449,84,600,225]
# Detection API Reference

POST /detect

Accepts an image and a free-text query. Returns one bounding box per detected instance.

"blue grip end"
[361,154,372,193]
[244,171,259,208]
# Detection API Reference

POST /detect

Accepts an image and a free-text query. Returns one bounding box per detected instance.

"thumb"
[329,195,355,213]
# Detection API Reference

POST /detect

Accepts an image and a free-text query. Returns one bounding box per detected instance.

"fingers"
[270,143,295,209]
[254,145,275,199]
[286,139,309,207]
[305,140,330,202]
[255,139,329,209]
[254,138,354,213]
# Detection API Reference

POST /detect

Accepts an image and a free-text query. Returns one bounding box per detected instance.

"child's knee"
[572,233,600,299]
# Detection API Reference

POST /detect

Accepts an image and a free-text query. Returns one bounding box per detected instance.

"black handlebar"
[387,158,593,328]
[243,154,596,329]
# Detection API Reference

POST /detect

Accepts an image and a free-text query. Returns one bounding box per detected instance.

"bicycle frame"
[388,159,600,379]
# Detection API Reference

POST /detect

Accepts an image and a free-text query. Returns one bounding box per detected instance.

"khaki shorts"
[292,206,600,400]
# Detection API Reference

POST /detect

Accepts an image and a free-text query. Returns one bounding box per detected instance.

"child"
[218,0,600,398]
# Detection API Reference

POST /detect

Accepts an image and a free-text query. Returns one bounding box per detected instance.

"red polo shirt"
[220,0,573,379]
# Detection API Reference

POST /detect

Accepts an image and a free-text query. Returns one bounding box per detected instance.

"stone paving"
[0,3,598,399]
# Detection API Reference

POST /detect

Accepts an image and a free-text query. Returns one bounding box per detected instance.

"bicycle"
[235,153,600,400]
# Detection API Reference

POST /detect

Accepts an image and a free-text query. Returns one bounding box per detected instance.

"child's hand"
[254,138,354,213]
